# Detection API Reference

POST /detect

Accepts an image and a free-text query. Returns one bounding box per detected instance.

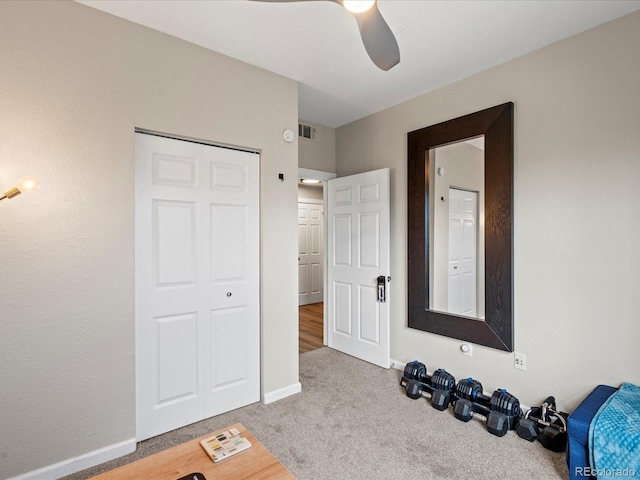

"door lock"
[377,275,387,303]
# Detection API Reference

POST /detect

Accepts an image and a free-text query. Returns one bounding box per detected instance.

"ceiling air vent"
[298,123,315,140]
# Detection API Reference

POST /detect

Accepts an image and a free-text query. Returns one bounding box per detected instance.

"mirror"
[407,103,514,351]
[430,138,485,318]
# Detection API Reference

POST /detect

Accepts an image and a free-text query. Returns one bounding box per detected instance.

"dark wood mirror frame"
[407,102,514,351]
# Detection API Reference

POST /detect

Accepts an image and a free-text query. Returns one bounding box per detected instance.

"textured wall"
[0,1,298,478]
[336,11,640,411]
[298,119,336,173]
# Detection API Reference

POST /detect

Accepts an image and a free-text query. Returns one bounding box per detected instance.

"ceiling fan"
[252,0,400,71]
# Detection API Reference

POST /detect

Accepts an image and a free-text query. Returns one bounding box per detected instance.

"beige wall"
[0,1,299,478]
[298,119,336,173]
[336,11,640,411]
[298,184,324,201]
[2,2,639,477]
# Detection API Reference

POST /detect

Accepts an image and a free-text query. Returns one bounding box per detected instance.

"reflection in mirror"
[429,138,485,319]
[407,102,513,352]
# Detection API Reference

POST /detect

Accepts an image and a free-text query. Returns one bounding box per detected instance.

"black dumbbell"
[453,378,490,421]
[453,398,476,422]
[430,369,456,411]
[404,378,425,399]
[453,379,521,437]
[538,422,568,452]
[516,417,541,441]
[400,362,456,410]
[486,389,522,437]
[403,360,428,383]
[516,401,549,442]
[517,397,567,451]
[517,416,567,451]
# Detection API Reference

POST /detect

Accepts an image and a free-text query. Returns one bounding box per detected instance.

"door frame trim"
[297,168,336,183]
[135,128,260,154]
[298,197,323,205]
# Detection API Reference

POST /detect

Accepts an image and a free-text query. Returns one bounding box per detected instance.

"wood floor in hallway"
[299,302,323,354]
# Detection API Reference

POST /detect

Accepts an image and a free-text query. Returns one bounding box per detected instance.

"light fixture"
[300,178,322,185]
[0,176,40,202]
[342,0,375,14]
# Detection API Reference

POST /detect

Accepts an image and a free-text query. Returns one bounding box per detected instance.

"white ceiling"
[80,0,640,128]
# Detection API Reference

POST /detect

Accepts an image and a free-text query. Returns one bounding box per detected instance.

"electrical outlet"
[514,352,527,371]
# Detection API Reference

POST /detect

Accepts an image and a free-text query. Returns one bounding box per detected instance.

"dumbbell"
[486,389,522,437]
[400,361,429,400]
[430,368,457,410]
[402,360,428,383]
[516,397,568,452]
[453,377,490,421]
[400,360,431,402]
[453,378,521,437]
[400,361,456,411]
[538,421,568,452]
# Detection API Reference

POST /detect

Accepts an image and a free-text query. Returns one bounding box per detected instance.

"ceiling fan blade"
[353,3,400,71]
[250,0,399,70]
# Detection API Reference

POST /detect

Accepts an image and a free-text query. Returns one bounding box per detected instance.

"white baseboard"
[263,382,302,404]
[12,382,302,479]
[390,358,405,371]
[9,437,136,480]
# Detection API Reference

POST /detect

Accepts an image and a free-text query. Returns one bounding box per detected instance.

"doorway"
[298,201,324,306]
[297,168,334,354]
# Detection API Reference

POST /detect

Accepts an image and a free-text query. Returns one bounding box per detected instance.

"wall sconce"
[0,176,40,203]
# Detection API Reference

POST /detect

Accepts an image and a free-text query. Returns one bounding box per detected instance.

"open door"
[326,168,390,368]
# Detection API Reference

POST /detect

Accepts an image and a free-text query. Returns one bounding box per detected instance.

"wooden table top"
[91,423,295,480]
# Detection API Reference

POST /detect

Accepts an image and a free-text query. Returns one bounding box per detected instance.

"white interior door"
[448,188,477,316]
[135,133,260,441]
[298,202,324,305]
[327,168,390,368]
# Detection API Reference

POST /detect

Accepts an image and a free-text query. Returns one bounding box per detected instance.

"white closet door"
[135,133,259,440]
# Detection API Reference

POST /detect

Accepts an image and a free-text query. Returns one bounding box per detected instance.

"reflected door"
[135,133,260,440]
[448,188,477,316]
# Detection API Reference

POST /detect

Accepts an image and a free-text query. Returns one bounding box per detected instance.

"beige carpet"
[64,347,567,479]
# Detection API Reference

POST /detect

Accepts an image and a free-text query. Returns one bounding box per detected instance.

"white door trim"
[136,128,260,155]
[297,168,337,183]
[298,197,323,205]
